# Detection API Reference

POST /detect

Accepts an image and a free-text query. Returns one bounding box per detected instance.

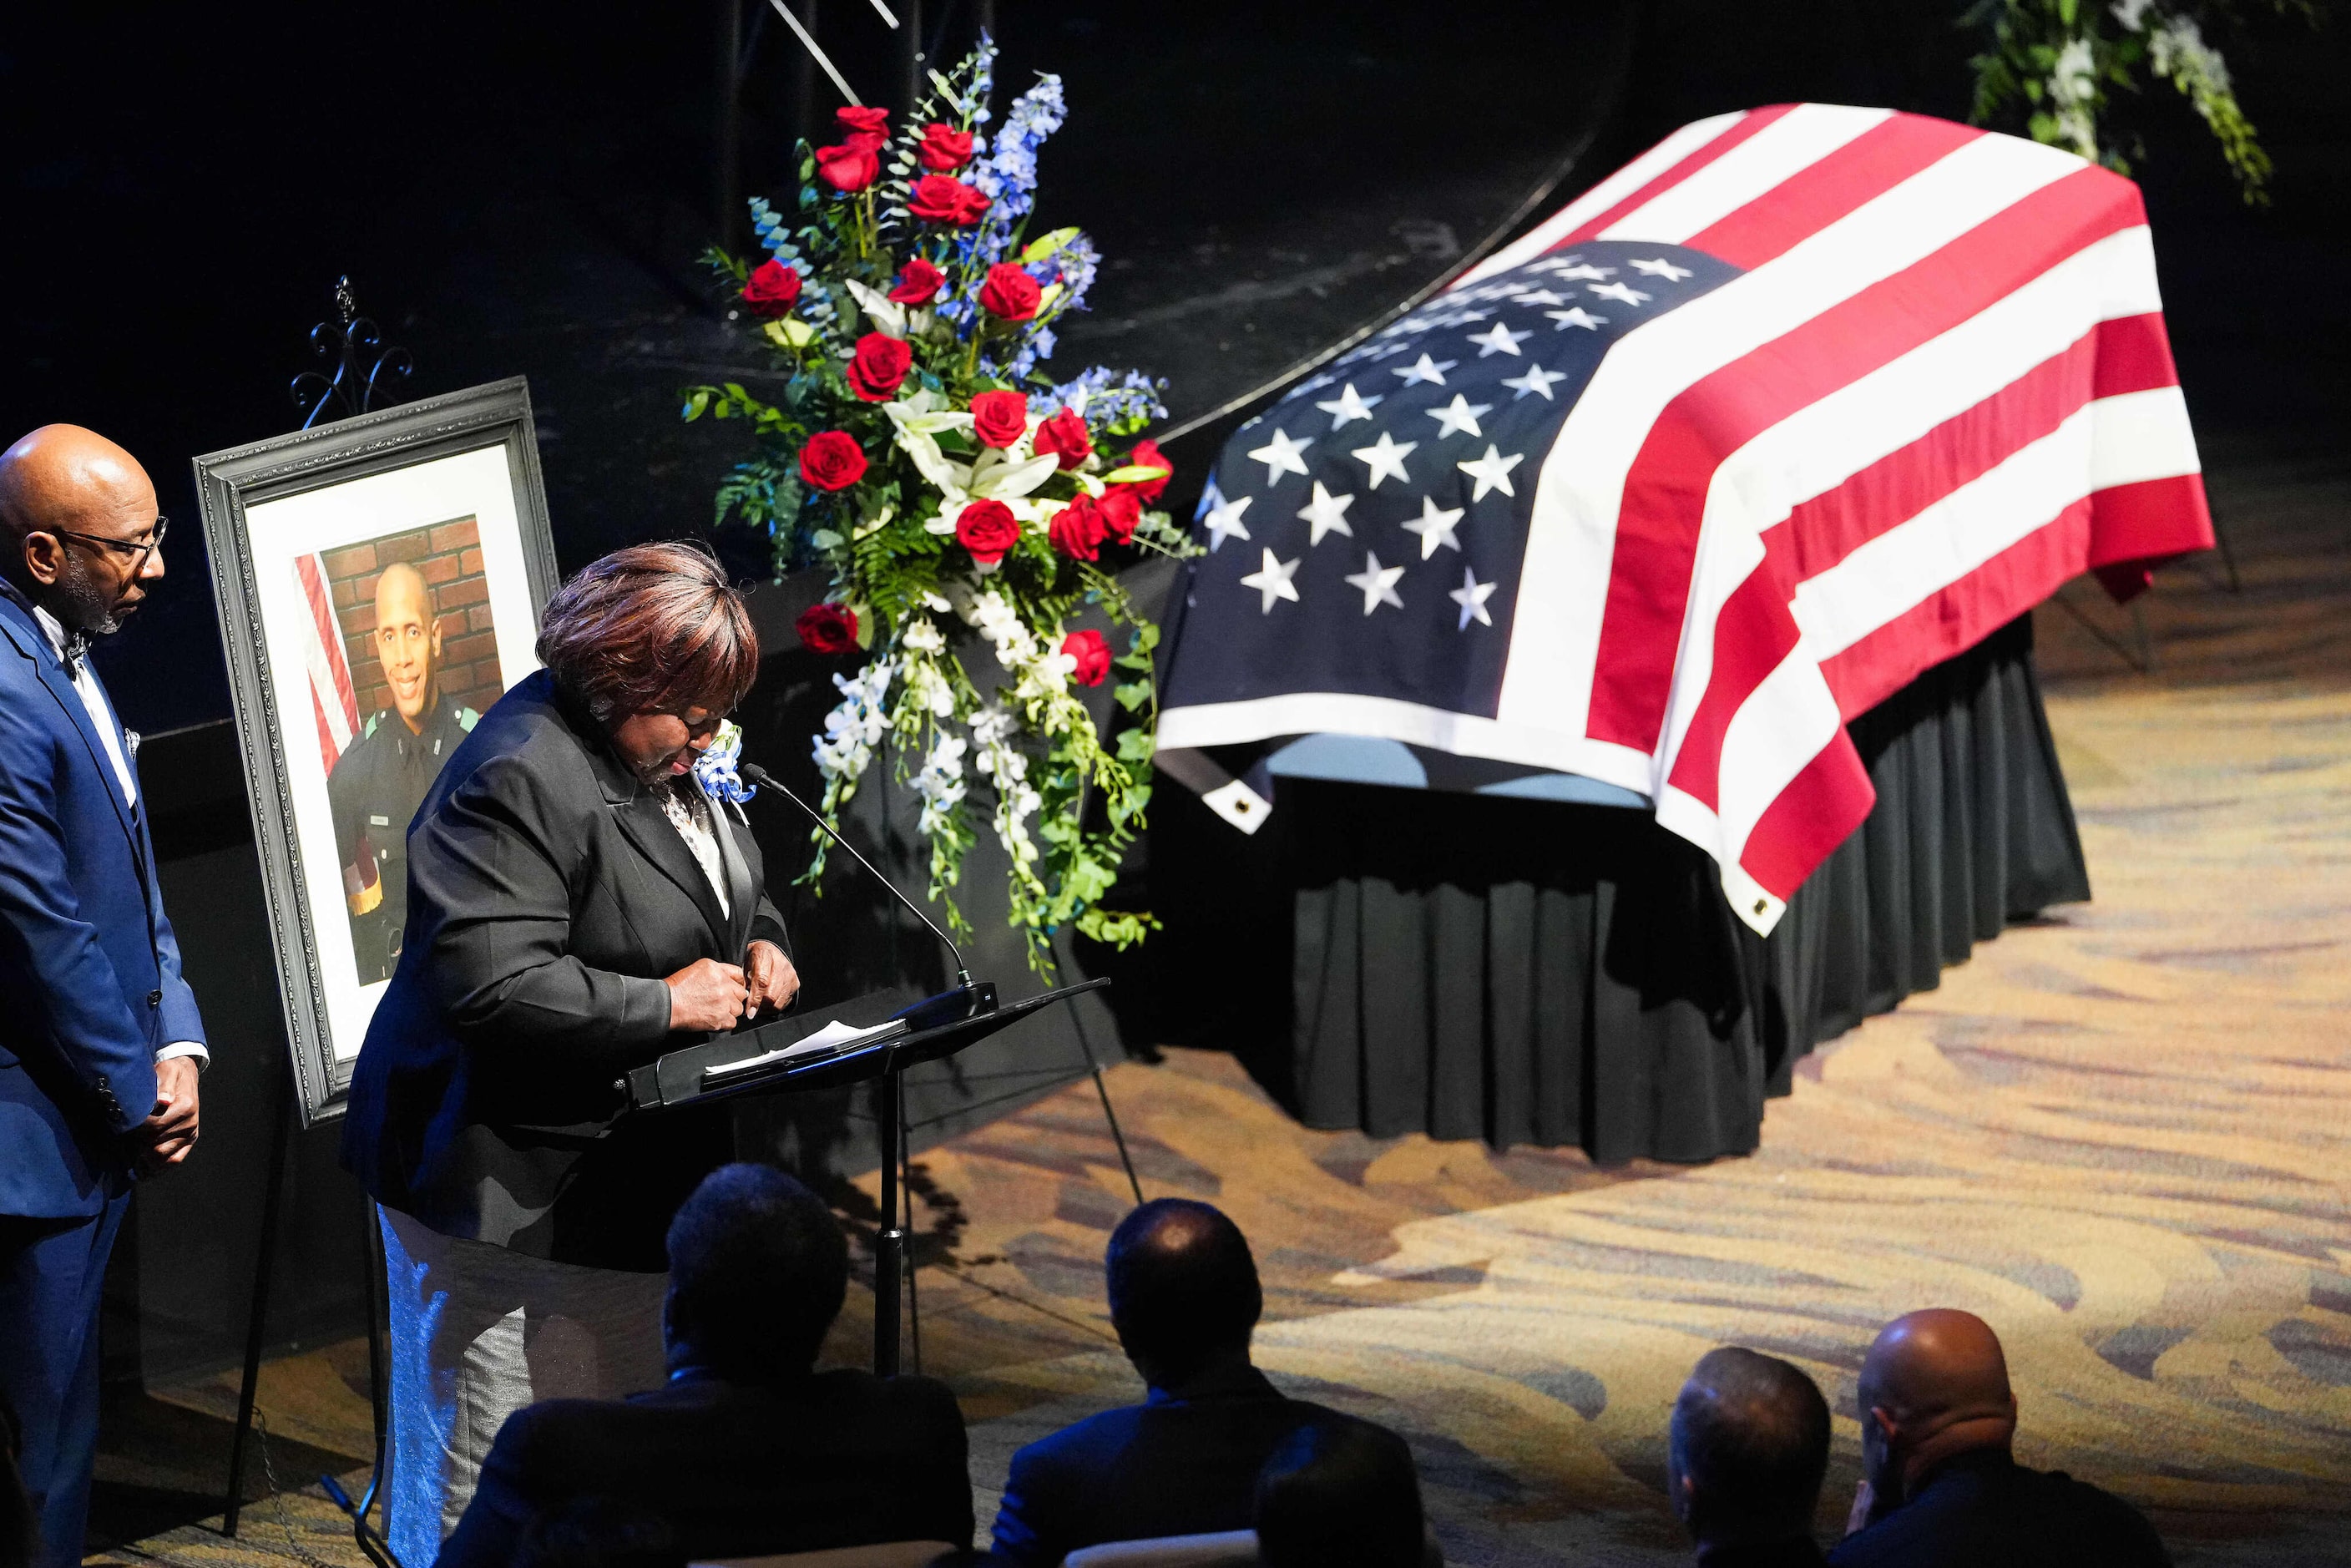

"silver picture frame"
[194,377,560,1124]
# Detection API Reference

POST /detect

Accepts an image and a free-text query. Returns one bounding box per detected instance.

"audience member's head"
[663,1163,847,1384]
[1668,1348,1831,1552]
[1254,1419,1426,1568]
[1105,1199,1263,1390]
[1855,1309,2018,1510]
[513,1499,682,1568]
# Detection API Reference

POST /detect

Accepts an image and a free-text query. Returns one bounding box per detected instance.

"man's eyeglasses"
[46,516,168,569]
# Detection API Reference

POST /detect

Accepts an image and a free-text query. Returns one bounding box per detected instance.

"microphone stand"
[741,762,970,989]
[738,761,968,1376]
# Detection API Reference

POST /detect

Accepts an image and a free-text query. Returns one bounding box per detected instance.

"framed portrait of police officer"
[195,379,560,1122]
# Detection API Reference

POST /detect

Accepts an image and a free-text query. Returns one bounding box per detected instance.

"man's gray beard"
[55,549,123,635]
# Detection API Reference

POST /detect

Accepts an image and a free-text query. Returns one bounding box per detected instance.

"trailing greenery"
[1963,0,2323,202]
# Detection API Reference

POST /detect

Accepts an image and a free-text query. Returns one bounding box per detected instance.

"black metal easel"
[220,281,410,1550]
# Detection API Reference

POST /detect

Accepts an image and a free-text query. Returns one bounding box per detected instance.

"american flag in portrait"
[1155,104,2214,932]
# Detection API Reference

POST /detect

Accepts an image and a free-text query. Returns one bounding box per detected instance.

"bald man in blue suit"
[0,425,209,1568]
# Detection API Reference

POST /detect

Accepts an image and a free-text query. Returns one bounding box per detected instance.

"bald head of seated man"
[1831,1311,2171,1568]
[0,425,169,635]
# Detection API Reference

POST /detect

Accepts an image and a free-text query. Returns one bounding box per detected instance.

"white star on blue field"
[1167,239,1737,721]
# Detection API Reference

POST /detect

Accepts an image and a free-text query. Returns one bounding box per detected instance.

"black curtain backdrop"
[1088,615,2087,1164]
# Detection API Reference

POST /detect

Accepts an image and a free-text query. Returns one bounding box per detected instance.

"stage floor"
[92,438,2351,1566]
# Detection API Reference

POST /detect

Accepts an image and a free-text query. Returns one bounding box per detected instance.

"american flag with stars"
[1155,104,2215,933]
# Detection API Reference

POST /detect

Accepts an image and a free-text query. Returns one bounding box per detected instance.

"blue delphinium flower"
[942,73,1067,338]
[1054,232,1101,314]
[974,75,1065,251]
[1029,367,1170,433]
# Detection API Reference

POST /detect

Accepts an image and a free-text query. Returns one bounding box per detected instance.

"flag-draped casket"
[1155,104,2212,932]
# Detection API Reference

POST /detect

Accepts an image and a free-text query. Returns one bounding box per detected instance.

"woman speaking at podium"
[341,542,800,1567]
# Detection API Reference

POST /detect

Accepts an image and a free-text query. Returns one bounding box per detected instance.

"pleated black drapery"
[1747,615,2091,1088]
[1106,615,2088,1164]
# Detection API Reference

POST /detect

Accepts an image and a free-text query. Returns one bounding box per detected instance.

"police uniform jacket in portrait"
[339,667,788,1271]
[327,690,478,983]
[0,583,208,1216]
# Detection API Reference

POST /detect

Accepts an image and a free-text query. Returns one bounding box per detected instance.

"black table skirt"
[1092,614,2087,1164]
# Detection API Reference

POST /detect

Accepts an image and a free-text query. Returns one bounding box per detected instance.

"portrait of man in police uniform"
[328,560,479,984]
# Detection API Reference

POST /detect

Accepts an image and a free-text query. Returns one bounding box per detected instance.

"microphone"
[738,761,972,989]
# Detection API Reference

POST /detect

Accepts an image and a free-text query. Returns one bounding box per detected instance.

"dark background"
[3,0,2344,1530]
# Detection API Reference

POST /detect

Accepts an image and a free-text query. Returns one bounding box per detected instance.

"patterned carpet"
[101,445,2351,1566]
[916,444,2351,1566]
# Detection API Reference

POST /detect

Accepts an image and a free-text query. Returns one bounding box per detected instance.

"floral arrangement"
[683,38,1192,972]
[1963,0,2323,201]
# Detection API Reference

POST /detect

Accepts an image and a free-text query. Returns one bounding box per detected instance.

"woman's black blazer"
[341,669,789,1270]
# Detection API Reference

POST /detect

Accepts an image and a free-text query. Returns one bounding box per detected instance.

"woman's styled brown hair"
[535,542,759,725]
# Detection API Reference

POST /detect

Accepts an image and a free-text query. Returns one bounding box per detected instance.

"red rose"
[978,263,1042,321]
[908,174,988,226]
[846,331,913,402]
[798,431,867,491]
[835,107,890,146]
[1048,496,1106,562]
[796,602,860,655]
[741,258,802,318]
[917,122,974,172]
[1123,438,1172,503]
[816,141,880,194]
[968,390,1030,449]
[1033,408,1094,471]
[1062,629,1110,686]
[1096,485,1140,544]
[888,257,944,306]
[954,498,1021,566]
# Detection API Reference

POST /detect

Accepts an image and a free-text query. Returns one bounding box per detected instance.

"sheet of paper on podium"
[700,1016,910,1085]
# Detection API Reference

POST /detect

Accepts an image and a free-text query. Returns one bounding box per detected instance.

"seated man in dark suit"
[1255,1419,1426,1568]
[1668,1348,1833,1567]
[437,1164,970,1568]
[1831,1310,2169,1568]
[991,1199,1373,1565]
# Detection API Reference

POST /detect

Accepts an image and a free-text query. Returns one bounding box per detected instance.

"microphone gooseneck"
[738,761,973,989]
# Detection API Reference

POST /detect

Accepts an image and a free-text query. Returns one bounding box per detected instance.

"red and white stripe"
[296,553,361,772]
[1482,105,2210,929]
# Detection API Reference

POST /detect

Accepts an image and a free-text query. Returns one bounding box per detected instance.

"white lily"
[891,394,1065,544]
[968,447,1064,503]
[884,397,977,497]
[842,278,908,339]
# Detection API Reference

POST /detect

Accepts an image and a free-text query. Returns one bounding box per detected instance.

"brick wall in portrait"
[321,515,509,723]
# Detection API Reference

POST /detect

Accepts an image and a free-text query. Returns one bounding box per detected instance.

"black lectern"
[621,976,1110,1375]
